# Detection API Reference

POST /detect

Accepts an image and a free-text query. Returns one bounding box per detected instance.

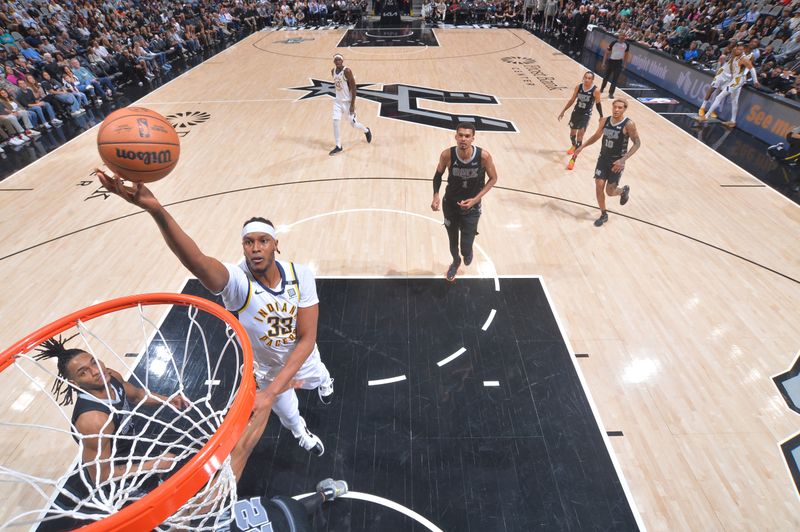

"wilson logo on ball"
[115,149,173,165]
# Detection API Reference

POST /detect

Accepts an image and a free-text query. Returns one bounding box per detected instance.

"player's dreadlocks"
[33,336,86,406]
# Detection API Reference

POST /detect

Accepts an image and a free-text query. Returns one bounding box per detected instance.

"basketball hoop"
[0,293,254,530]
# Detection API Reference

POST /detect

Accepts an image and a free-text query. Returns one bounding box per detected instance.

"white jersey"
[218,259,319,373]
[716,55,738,78]
[729,54,752,89]
[333,67,351,102]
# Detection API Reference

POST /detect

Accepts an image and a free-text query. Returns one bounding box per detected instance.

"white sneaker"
[43,122,52,129]
[26,129,41,137]
[317,478,348,500]
[318,377,334,405]
[51,118,63,125]
[293,420,324,456]
[8,136,24,146]
[19,134,30,142]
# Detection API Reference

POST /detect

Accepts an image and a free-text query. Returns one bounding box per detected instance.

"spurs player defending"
[96,170,334,457]
[704,42,760,127]
[329,53,372,155]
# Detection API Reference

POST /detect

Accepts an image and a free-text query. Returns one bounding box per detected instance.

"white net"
[0,296,252,530]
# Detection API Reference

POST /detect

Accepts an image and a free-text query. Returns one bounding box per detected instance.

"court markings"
[537,276,647,531]
[251,27,529,62]
[143,96,566,105]
[278,207,501,290]
[292,274,644,529]
[280,207,500,385]
[437,347,467,367]
[292,490,444,532]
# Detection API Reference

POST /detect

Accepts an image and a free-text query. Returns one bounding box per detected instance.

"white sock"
[333,119,341,147]
[730,93,740,122]
[707,91,726,116]
[349,114,368,132]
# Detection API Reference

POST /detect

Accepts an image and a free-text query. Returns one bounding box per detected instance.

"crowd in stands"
[0,0,375,155]
[551,1,800,101]
[4,0,800,156]
[0,0,259,154]
[421,0,526,25]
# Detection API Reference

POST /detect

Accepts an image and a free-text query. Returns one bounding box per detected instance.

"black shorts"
[594,156,624,184]
[442,199,481,235]
[569,111,591,130]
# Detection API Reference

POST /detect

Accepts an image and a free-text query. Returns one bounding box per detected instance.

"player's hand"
[557,112,564,121]
[431,194,440,211]
[168,394,190,410]
[94,168,161,212]
[150,452,177,471]
[252,380,303,416]
[458,198,477,210]
[573,147,582,158]
[611,159,625,172]
[252,390,275,418]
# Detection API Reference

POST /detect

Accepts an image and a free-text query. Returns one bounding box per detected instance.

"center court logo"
[289,80,517,132]
[275,36,315,44]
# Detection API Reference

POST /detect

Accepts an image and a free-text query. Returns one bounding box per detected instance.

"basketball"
[97,107,180,183]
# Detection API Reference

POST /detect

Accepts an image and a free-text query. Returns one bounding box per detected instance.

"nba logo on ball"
[97,107,181,183]
[136,118,151,138]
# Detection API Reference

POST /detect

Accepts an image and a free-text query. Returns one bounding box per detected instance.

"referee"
[600,31,632,98]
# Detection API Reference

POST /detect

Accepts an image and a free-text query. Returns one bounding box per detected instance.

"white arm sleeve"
[215,263,250,311]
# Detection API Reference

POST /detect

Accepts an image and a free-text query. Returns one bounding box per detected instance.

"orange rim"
[0,293,255,531]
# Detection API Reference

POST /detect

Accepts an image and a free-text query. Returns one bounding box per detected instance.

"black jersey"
[599,117,630,160]
[444,146,486,203]
[573,84,596,115]
[71,376,136,454]
[222,495,310,532]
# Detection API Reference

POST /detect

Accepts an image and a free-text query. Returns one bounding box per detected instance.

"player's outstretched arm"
[231,378,304,478]
[573,117,606,156]
[77,411,175,481]
[260,304,319,404]
[109,369,189,409]
[95,169,229,293]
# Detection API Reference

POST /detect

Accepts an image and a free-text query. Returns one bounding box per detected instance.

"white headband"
[334,54,343,60]
[241,221,277,239]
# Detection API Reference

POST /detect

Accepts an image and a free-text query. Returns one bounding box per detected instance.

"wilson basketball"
[97,107,180,183]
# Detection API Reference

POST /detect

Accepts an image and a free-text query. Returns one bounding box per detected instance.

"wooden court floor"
[0,28,799,530]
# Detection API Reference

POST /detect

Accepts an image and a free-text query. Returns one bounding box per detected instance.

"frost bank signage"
[584,28,800,145]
